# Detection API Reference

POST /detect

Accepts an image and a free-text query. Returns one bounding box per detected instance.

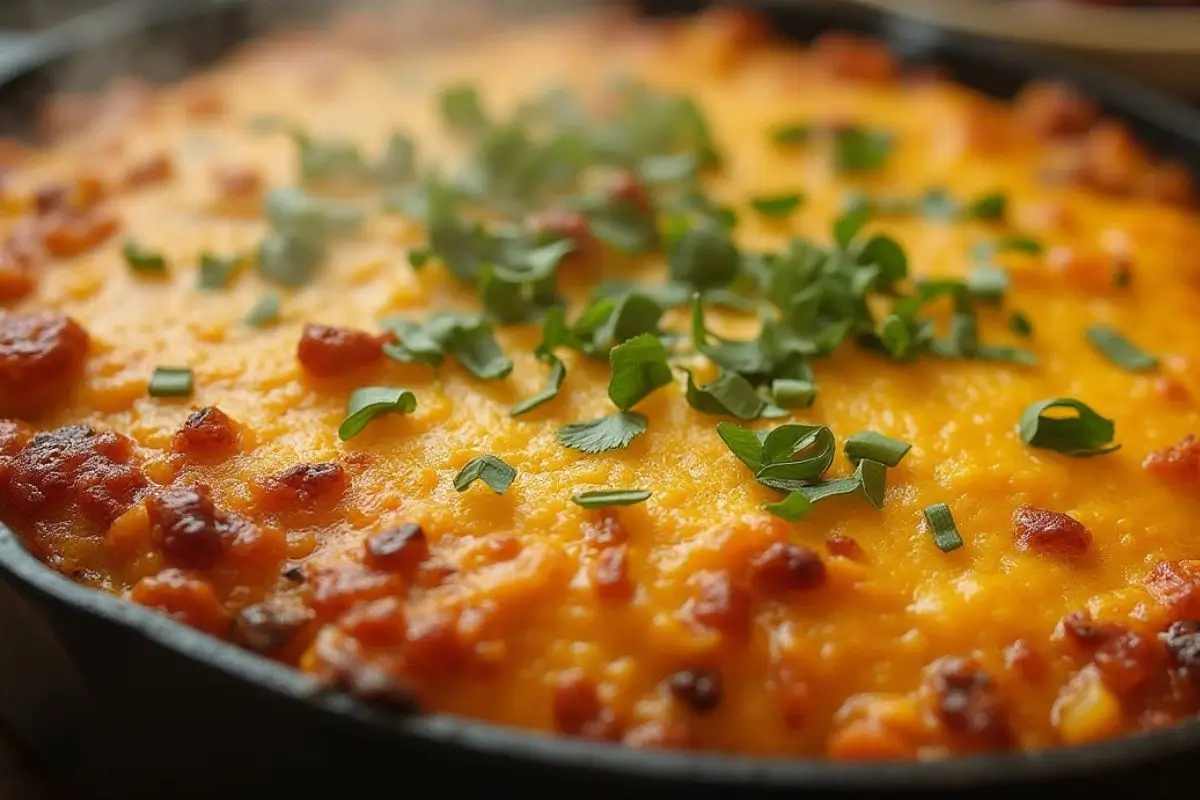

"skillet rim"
[3,0,1200,790]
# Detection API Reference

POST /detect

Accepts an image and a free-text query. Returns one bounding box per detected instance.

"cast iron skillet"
[2,0,1200,797]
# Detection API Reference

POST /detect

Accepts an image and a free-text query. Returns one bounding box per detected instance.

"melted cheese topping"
[4,6,1200,760]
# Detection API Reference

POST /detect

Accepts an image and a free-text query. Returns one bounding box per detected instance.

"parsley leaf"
[683,369,765,420]
[557,411,648,453]
[608,333,672,410]
[669,217,740,290]
[339,387,417,441]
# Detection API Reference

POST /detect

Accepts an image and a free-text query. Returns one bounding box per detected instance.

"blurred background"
[1,0,1200,99]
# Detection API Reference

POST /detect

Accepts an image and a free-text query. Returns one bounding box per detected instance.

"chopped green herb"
[970,191,1007,221]
[770,378,816,410]
[245,114,295,134]
[833,204,871,249]
[856,458,887,509]
[148,366,193,398]
[256,231,325,287]
[1009,311,1034,338]
[716,421,767,472]
[750,192,804,218]
[409,248,431,270]
[1019,397,1119,457]
[668,217,740,290]
[763,492,811,522]
[755,425,837,492]
[244,292,281,327]
[996,235,1044,255]
[453,455,516,494]
[858,235,908,288]
[771,122,812,145]
[683,369,765,420]
[833,127,893,173]
[793,475,861,504]
[197,252,243,290]
[1085,324,1158,373]
[966,265,1008,305]
[439,84,488,132]
[123,240,167,273]
[293,132,368,183]
[572,489,651,509]
[338,387,417,441]
[510,357,566,417]
[924,502,964,553]
[844,431,911,467]
[557,411,648,454]
[608,333,673,411]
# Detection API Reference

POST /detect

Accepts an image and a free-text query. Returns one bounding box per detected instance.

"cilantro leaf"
[608,333,672,410]
[683,369,765,420]
[453,455,517,494]
[557,411,648,453]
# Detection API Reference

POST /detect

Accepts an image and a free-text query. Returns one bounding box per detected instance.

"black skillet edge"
[3,0,1200,796]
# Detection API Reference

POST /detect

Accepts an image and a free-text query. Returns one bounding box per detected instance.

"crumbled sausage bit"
[232,595,313,653]
[604,170,655,218]
[582,510,628,548]
[146,484,257,571]
[812,32,897,84]
[665,668,722,712]
[123,152,174,189]
[1144,435,1200,486]
[592,544,633,603]
[260,462,348,511]
[1145,560,1200,618]
[688,569,752,636]
[296,322,384,377]
[1057,610,1155,694]
[33,182,68,215]
[925,656,1012,748]
[364,523,429,574]
[1,425,147,528]
[171,406,241,458]
[303,563,404,620]
[528,209,595,260]
[1161,620,1200,683]
[0,311,90,419]
[750,541,827,594]
[825,534,864,560]
[41,206,120,258]
[551,671,620,740]
[1012,505,1093,557]
[211,165,263,202]
[1013,80,1098,138]
[0,418,32,456]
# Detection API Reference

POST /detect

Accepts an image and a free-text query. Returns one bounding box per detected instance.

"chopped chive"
[572,489,651,509]
[148,366,193,398]
[453,455,516,494]
[844,431,911,467]
[245,292,281,327]
[1019,397,1119,457]
[1085,324,1158,373]
[771,378,816,410]
[338,387,417,441]
[924,503,964,553]
[969,192,1007,221]
[771,122,813,145]
[197,252,243,289]
[749,192,804,218]
[856,458,887,510]
[124,240,167,273]
[996,235,1043,255]
[1009,311,1034,338]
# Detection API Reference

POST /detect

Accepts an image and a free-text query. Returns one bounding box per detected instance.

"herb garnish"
[197,253,243,290]
[124,240,167,273]
[1085,324,1158,372]
[750,192,804,218]
[338,387,417,441]
[245,291,281,327]
[453,455,516,494]
[924,503,964,552]
[844,431,911,467]
[148,367,193,398]
[572,489,651,508]
[1019,398,1119,457]
[557,411,648,454]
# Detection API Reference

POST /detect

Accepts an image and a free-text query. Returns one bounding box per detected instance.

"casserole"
[4,0,1200,795]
